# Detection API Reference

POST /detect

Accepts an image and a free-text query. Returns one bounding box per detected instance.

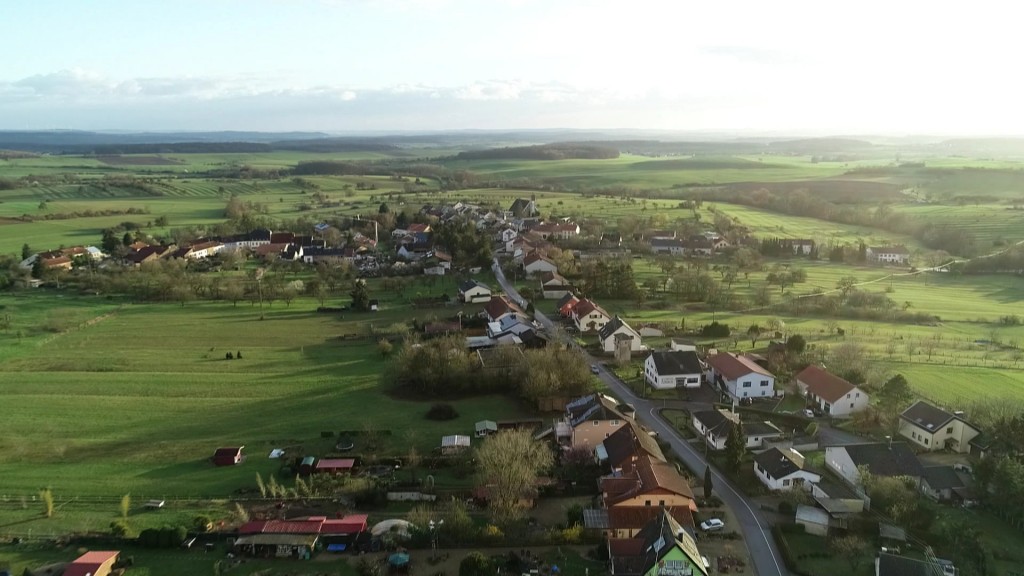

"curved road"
[493,260,788,576]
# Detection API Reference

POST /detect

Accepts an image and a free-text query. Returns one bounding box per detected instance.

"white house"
[598,316,644,353]
[538,271,572,299]
[650,238,685,255]
[522,252,558,275]
[824,442,924,488]
[867,245,910,265]
[691,409,737,451]
[497,227,517,244]
[458,280,492,304]
[706,352,776,399]
[644,350,702,389]
[796,365,869,418]
[898,400,981,453]
[753,448,821,492]
[571,299,611,332]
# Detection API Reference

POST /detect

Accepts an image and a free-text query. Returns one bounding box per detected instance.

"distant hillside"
[766,137,875,154]
[456,143,620,161]
[0,130,328,153]
[630,156,785,170]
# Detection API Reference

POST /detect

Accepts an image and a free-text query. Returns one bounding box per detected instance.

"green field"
[897,203,1024,248]
[0,287,534,500]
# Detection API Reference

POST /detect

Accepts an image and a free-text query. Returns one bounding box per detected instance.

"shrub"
[778,501,793,514]
[425,403,459,421]
[110,519,131,538]
[193,514,214,532]
[459,552,492,576]
[701,321,730,337]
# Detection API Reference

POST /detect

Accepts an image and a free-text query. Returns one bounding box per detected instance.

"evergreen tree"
[724,419,745,472]
[350,279,370,311]
[703,465,713,500]
[20,243,31,261]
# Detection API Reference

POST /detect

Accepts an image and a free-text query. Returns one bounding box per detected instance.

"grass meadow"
[0,284,534,501]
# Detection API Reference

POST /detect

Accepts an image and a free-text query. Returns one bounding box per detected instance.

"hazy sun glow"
[2,0,1020,133]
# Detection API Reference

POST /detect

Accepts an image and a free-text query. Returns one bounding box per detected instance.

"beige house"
[898,401,980,453]
[557,394,628,448]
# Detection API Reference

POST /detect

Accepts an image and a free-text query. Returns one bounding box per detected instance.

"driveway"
[492,260,789,576]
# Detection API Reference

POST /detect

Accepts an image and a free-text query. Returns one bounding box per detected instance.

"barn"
[213,446,244,466]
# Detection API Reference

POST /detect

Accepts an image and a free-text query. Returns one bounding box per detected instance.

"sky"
[1,0,1020,134]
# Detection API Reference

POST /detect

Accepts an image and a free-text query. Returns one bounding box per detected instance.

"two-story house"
[796,365,869,418]
[608,508,708,576]
[557,394,629,449]
[866,245,910,265]
[644,350,702,390]
[572,299,611,332]
[899,400,981,453]
[705,352,775,399]
[600,453,698,539]
[599,317,644,353]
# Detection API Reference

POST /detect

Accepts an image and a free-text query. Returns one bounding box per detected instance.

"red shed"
[64,551,120,576]
[213,446,244,466]
[314,458,355,475]
[322,514,369,535]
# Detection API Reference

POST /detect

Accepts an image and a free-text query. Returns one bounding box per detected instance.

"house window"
[742,382,751,388]
[925,438,929,445]
[760,380,769,386]
[645,500,651,506]
[659,500,665,506]
[593,421,599,426]
[850,403,855,409]
[743,391,748,397]
[611,420,620,426]
[783,479,791,486]
[946,427,953,434]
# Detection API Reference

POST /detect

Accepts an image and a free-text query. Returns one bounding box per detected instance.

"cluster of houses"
[552,394,708,576]
[18,244,105,272]
[648,230,729,258]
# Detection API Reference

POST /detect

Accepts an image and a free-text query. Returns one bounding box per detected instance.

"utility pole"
[352,214,379,245]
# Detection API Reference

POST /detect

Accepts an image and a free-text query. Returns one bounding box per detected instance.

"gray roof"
[582,508,609,529]
[692,410,734,435]
[599,316,636,341]
[922,466,967,491]
[648,350,702,376]
[840,442,924,478]
[901,400,956,431]
[459,279,490,293]
[744,421,783,437]
[754,448,804,479]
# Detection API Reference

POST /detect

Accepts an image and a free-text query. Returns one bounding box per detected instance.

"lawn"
[777,529,873,576]
[0,542,358,576]
[0,292,537,503]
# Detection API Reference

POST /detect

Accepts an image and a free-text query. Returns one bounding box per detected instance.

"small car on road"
[700,518,725,532]
[590,364,600,374]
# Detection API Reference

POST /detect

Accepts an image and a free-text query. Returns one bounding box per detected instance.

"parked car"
[802,409,815,418]
[590,364,600,375]
[700,518,725,532]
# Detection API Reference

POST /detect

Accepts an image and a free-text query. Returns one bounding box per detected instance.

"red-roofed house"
[212,446,244,466]
[315,458,356,475]
[706,352,776,399]
[407,223,432,234]
[796,365,869,418]
[557,293,580,317]
[63,551,120,576]
[483,295,524,323]
[600,454,698,538]
[572,299,611,332]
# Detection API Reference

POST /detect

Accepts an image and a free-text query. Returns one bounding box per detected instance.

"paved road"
[492,260,788,576]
